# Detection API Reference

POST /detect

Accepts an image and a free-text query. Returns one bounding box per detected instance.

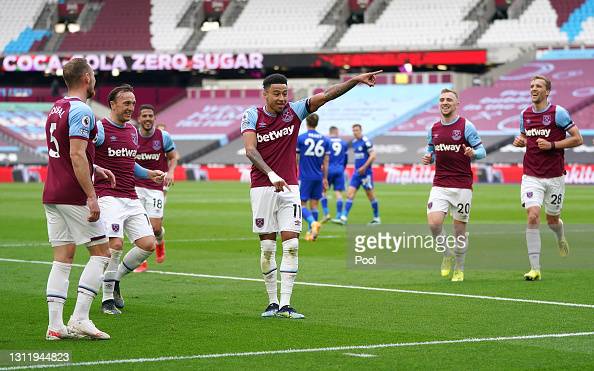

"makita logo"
[434,144,461,152]
[108,147,137,157]
[525,128,551,137]
[257,126,294,143]
[136,153,161,161]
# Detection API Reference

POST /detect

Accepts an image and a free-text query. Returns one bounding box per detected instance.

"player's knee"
[109,238,124,251]
[527,212,540,226]
[282,238,299,256]
[546,214,560,225]
[260,239,276,260]
[136,237,156,252]
[152,226,162,236]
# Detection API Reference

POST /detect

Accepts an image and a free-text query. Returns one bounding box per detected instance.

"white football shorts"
[135,187,165,218]
[520,175,565,216]
[426,186,473,223]
[98,196,154,241]
[44,204,108,247]
[250,185,302,234]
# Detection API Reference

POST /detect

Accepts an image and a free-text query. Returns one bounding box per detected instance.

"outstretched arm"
[308,70,382,112]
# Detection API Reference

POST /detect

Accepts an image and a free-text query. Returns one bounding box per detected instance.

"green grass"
[0,182,593,370]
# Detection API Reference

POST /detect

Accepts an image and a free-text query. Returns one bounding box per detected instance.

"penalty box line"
[1,257,594,309]
[1,331,594,370]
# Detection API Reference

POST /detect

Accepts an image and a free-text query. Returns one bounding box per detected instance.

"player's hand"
[462,144,475,158]
[87,196,100,222]
[322,178,329,192]
[268,171,289,192]
[512,136,526,147]
[149,170,166,183]
[164,171,175,187]
[353,70,383,87]
[422,153,433,165]
[357,167,366,176]
[94,166,116,188]
[536,138,553,150]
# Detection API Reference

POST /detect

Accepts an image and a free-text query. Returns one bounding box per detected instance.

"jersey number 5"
[48,122,60,158]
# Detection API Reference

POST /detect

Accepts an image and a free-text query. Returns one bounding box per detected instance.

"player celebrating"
[133,104,178,273]
[325,126,348,224]
[242,71,381,319]
[94,85,165,314]
[334,124,380,225]
[43,58,113,340]
[422,88,486,282]
[296,113,330,241]
[512,75,583,281]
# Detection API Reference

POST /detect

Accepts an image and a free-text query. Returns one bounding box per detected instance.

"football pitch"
[1,182,593,370]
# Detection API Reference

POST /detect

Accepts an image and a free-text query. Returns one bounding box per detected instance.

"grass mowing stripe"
[1,331,593,370]
[2,257,594,309]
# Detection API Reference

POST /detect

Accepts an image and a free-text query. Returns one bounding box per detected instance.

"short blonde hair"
[440,88,458,99]
[531,75,551,91]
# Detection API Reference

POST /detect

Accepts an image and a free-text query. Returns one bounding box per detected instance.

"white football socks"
[526,228,541,270]
[279,238,298,308]
[72,256,109,321]
[260,239,278,305]
[548,218,564,241]
[454,234,467,271]
[102,248,122,302]
[116,246,153,280]
[46,261,72,329]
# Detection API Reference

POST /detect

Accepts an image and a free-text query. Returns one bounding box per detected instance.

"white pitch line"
[0,235,343,247]
[1,258,594,309]
[343,353,378,358]
[1,331,593,370]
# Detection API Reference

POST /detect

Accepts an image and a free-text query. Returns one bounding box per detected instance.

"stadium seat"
[477,0,569,47]
[0,0,46,53]
[337,0,479,50]
[197,0,336,52]
[150,0,194,52]
[59,0,152,52]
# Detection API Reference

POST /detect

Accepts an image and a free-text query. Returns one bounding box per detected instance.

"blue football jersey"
[328,137,348,174]
[352,136,374,174]
[297,130,330,180]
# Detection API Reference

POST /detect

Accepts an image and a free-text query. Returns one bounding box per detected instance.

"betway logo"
[434,144,461,152]
[108,147,137,157]
[257,126,294,143]
[525,128,551,137]
[136,153,161,161]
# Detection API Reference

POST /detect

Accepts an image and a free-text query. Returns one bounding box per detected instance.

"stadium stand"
[571,102,594,130]
[560,0,594,42]
[313,84,451,137]
[197,0,336,52]
[0,0,46,52]
[336,0,479,50]
[59,0,152,51]
[389,58,594,136]
[574,13,594,44]
[150,0,194,52]
[4,27,51,54]
[93,86,186,115]
[157,91,261,142]
[0,102,50,152]
[478,0,579,47]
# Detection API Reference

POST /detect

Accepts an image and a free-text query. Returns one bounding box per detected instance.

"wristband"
[267,171,283,184]
[551,141,555,150]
